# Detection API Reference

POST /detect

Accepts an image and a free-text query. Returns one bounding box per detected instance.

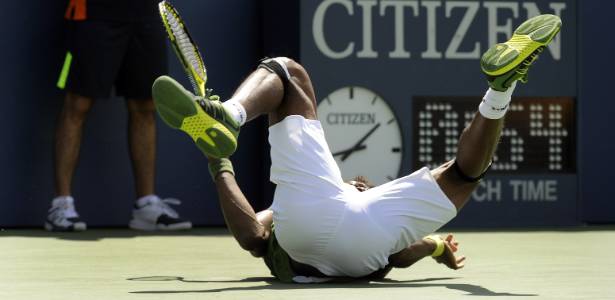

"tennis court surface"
[2,228,613,300]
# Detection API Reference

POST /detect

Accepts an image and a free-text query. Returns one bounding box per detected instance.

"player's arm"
[388,239,435,269]
[389,234,466,270]
[363,239,434,280]
[210,158,271,258]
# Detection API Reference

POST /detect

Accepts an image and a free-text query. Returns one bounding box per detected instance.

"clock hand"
[340,123,381,162]
[332,145,367,157]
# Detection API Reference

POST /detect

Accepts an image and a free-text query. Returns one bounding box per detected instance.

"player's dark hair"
[352,175,375,189]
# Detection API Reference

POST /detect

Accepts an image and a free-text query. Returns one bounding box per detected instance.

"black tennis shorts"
[58,20,167,100]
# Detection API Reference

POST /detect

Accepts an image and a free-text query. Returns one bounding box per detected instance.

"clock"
[317,86,403,185]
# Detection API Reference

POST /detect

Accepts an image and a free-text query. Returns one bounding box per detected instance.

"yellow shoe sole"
[481,14,562,76]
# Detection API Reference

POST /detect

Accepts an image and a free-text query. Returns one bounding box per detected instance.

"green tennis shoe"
[152,75,240,159]
[481,14,562,91]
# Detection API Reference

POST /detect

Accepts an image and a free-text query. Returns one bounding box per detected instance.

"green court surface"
[1,228,613,300]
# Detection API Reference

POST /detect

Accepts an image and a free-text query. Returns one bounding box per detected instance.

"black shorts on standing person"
[48,0,192,232]
[60,0,167,99]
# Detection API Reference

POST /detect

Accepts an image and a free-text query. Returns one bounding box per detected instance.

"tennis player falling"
[152,14,561,282]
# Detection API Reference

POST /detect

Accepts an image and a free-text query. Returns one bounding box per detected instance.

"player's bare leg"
[431,109,506,210]
[433,14,562,210]
[126,98,157,197]
[54,92,94,196]
[229,58,318,125]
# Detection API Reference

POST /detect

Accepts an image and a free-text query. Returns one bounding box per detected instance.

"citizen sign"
[313,0,565,60]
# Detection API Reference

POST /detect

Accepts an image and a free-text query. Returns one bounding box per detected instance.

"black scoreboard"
[412,97,575,173]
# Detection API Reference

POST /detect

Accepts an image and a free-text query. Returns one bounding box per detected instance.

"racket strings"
[163,6,206,83]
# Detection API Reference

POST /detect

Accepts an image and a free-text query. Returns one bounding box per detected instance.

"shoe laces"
[49,202,79,222]
[196,88,219,106]
[515,46,544,83]
[196,91,230,120]
[150,197,182,219]
[205,88,220,101]
[194,89,240,132]
[197,88,222,114]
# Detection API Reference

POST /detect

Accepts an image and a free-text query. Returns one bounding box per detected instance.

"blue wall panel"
[577,0,615,223]
[1,0,614,227]
[299,0,582,227]
[0,0,265,227]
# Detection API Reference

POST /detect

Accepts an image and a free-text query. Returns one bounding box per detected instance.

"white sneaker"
[45,196,87,232]
[129,195,192,231]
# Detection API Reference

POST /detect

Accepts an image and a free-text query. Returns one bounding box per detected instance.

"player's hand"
[433,234,466,270]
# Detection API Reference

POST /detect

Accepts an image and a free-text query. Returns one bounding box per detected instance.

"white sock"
[136,194,158,207]
[52,195,74,207]
[478,81,517,119]
[222,98,247,126]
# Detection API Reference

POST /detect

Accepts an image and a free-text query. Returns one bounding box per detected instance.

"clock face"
[317,86,403,185]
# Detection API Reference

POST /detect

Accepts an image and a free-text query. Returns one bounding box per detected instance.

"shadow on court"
[3,225,613,241]
[0,228,230,241]
[3,225,614,242]
[127,276,538,296]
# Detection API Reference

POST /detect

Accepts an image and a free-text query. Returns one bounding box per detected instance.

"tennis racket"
[158,1,207,96]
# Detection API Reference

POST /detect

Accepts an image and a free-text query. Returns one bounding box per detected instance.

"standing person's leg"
[122,20,192,231]
[47,92,92,231]
[54,93,94,197]
[125,98,156,198]
[126,97,192,231]
[48,17,131,231]
[432,14,562,210]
